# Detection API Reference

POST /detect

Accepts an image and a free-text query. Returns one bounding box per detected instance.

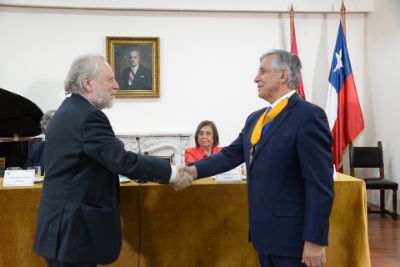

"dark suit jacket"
[121,65,152,90]
[25,141,45,175]
[33,94,171,264]
[193,93,334,257]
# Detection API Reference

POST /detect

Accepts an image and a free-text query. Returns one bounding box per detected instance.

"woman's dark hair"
[194,120,219,147]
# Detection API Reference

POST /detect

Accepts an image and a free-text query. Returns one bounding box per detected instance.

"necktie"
[261,106,272,137]
[128,70,135,86]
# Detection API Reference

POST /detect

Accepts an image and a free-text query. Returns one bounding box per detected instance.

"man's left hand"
[301,241,326,267]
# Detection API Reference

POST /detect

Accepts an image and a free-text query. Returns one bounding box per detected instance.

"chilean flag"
[325,21,364,171]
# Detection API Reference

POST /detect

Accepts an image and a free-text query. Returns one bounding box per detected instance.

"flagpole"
[289,3,305,99]
[290,3,294,45]
[341,0,346,37]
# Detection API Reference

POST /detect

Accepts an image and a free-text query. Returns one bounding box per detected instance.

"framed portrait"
[106,37,160,98]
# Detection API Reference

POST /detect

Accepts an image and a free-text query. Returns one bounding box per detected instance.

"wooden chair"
[349,141,398,220]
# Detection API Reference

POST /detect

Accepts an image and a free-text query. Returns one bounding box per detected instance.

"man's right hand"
[183,166,198,180]
[171,166,194,191]
[302,241,326,267]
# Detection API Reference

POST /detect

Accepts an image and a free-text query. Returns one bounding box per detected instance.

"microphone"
[135,137,147,184]
[136,137,141,155]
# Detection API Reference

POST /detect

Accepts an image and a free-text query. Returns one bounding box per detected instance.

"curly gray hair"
[64,54,105,94]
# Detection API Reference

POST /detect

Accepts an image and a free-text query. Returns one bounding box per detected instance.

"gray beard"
[95,97,113,109]
[93,90,114,110]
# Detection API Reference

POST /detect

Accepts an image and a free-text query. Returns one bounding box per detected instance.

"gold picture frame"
[106,37,160,98]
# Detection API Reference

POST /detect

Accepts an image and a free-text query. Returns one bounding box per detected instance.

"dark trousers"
[259,253,306,267]
[45,258,97,267]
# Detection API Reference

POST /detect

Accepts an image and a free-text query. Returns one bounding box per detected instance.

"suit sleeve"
[82,109,171,184]
[297,107,334,245]
[121,69,129,89]
[194,131,245,178]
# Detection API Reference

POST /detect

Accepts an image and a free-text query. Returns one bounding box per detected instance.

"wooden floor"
[368,214,400,267]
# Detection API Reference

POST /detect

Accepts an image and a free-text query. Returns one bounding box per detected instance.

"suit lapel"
[242,109,263,165]
[136,65,144,76]
[251,93,300,163]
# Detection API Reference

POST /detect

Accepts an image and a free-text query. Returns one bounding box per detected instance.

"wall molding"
[0,0,374,13]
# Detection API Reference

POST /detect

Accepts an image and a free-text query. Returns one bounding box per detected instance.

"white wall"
[365,0,400,209]
[0,2,368,146]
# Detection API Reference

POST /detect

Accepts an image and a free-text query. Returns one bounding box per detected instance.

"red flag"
[325,22,364,171]
[290,5,305,99]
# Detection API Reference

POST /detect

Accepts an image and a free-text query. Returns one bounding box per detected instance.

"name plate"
[3,170,35,187]
[215,166,243,183]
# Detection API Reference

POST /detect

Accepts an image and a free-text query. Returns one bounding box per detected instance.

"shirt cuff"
[169,165,177,183]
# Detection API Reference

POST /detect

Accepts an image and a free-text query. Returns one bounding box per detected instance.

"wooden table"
[0,173,370,267]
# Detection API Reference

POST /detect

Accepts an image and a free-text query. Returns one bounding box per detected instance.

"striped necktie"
[128,70,135,85]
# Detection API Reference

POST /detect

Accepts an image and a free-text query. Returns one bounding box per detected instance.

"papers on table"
[215,166,244,183]
[119,175,131,183]
[34,176,44,183]
[3,169,35,187]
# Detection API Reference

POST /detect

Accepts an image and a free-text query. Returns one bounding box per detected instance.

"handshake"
[171,165,198,191]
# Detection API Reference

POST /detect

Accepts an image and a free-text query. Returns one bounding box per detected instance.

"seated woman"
[24,110,56,175]
[185,120,222,164]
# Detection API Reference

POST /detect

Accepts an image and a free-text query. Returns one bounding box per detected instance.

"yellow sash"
[250,98,289,146]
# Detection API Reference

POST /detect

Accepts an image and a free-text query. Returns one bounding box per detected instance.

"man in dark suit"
[25,141,45,174]
[25,110,56,175]
[185,50,334,267]
[33,54,192,267]
[120,50,152,90]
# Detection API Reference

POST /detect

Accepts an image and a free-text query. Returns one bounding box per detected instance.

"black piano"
[0,88,43,175]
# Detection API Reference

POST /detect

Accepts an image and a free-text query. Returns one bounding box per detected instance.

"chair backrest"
[349,141,384,179]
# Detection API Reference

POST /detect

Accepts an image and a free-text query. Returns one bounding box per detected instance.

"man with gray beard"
[33,54,192,267]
